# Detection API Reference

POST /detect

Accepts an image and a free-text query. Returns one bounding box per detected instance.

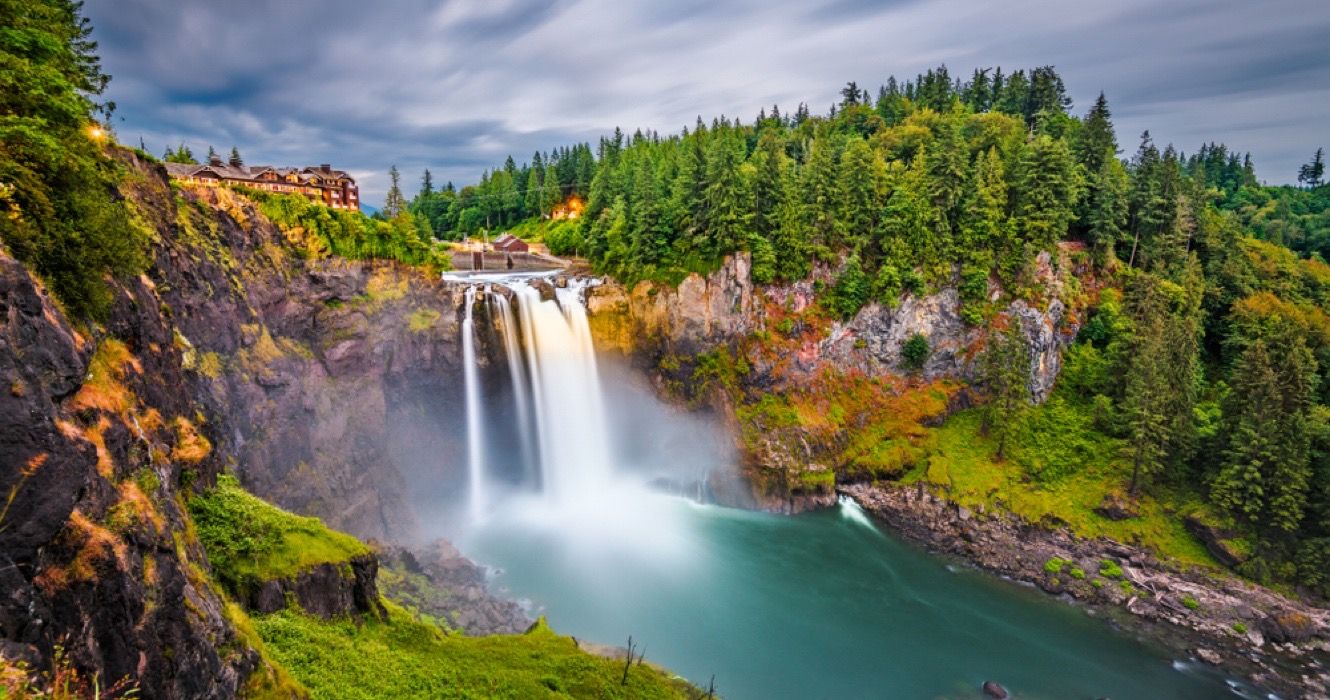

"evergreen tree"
[980,321,1031,460]
[1024,65,1071,125]
[1213,339,1282,524]
[1121,273,1172,495]
[206,145,217,163]
[771,161,812,281]
[802,137,839,251]
[702,130,753,257]
[228,146,243,167]
[164,143,196,164]
[384,165,407,218]
[420,169,434,199]
[1298,148,1325,188]
[1086,158,1130,260]
[836,137,878,250]
[1014,134,1081,251]
[923,118,969,233]
[541,163,562,216]
[1074,93,1118,179]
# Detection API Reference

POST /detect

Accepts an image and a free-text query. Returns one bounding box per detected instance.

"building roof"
[164,161,356,186]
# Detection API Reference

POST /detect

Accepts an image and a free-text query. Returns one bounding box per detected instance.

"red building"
[165,158,359,211]
[492,234,529,253]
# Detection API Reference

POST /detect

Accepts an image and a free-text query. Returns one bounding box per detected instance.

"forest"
[430,65,1330,596]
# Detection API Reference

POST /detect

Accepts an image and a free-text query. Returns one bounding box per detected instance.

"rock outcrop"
[0,150,479,696]
[0,243,254,697]
[588,249,1083,402]
[245,554,386,621]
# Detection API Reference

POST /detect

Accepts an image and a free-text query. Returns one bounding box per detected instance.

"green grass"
[187,474,370,593]
[254,603,696,700]
[904,409,1217,569]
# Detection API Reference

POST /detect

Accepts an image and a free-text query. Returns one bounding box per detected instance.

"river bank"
[842,482,1330,699]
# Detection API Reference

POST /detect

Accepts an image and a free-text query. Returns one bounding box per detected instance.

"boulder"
[1183,514,1248,568]
[982,680,1009,698]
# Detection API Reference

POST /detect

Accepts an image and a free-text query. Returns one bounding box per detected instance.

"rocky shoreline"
[841,482,1330,699]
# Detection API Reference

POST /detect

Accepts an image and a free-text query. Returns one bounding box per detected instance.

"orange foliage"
[116,481,164,534]
[34,511,127,594]
[69,339,139,416]
[171,417,212,464]
[83,418,114,478]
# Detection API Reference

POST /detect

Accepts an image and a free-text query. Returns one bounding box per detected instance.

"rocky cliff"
[585,248,1089,508]
[588,249,1084,400]
[0,151,486,696]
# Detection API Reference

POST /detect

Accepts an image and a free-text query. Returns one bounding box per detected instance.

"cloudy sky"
[87,0,1330,206]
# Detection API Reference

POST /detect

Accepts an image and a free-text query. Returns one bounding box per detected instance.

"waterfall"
[461,285,487,522]
[451,273,620,516]
[508,280,614,503]
[489,290,536,486]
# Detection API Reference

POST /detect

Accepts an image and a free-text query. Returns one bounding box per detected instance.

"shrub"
[901,333,930,372]
[1099,559,1123,579]
[1069,566,1086,580]
[827,255,870,320]
[1232,622,1248,634]
[1181,596,1200,611]
[1091,578,1104,589]
[1043,557,1067,575]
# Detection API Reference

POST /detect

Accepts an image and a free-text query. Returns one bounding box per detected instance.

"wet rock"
[982,680,1009,698]
[1260,612,1317,644]
[1196,647,1223,665]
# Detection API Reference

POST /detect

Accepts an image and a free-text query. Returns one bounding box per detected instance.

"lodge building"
[164,156,359,211]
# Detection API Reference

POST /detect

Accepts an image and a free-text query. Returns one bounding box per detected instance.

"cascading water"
[461,285,487,522]
[508,280,614,503]
[450,273,689,555]
[489,290,536,485]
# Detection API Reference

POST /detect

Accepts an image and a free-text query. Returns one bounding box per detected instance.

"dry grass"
[69,339,139,416]
[171,417,212,465]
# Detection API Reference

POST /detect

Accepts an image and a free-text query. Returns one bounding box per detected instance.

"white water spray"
[508,280,614,502]
[490,291,536,484]
[461,285,487,522]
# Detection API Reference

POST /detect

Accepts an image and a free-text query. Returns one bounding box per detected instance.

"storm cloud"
[86,0,1330,206]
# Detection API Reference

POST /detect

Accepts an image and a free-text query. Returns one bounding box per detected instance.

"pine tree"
[1213,340,1285,525]
[802,137,839,251]
[1024,66,1071,125]
[702,131,753,257]
[1298,148,1325,188]
[541,163,561,216]
[771,161,812,281]
[384,165,407,218]
[206,145,217,163]
[923,118,970,233]
[1086,158,1130,260]
[228,146,242,167]
[1014,134,1081,251]
[980,321,1032,460]
[1075,93,1118,181]
[836,137,878,251]
[420,169,434,199]
[164,143,196,164]
[1121,273,1172,495]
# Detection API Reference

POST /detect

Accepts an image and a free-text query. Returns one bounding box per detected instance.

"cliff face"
[588,250,1083,402]
[586,249,1088,509]
[0,152,473,696]
[0,241,254,697]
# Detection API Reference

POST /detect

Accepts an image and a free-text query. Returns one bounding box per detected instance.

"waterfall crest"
[454,275,617,519]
